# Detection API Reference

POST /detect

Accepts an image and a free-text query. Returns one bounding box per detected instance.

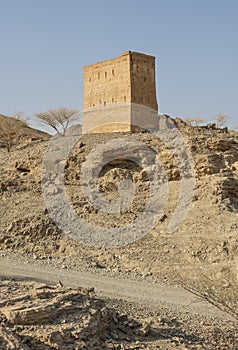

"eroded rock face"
[0,280,120,349]
[0,279,237,350]
[0,122,238,349]
[0,279,163,350]
[0,126,238,269]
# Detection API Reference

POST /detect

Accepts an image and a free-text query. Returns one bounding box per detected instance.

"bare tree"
[216,114,229,128]
[185,117,206,126]
[36,107,79,136]
[185,118,195,126]
[12,111,29,123]
[194,117,206,126]
[185,118,205,126]
[0,116,19,152]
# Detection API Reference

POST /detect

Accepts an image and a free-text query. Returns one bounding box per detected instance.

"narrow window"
[144,77,146,82]
[98,72,100,79]
[89,77,91,82]
[105,72,107,78]
[93,104,95,107]
[112,98,114,103]
[112,69,114,76]
[104,101,106,106]
[124,96,126,102]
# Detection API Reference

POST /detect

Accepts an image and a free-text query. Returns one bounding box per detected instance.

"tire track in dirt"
[0,257,234,321]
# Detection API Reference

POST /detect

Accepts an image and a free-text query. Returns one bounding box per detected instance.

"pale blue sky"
[0,0,237,130]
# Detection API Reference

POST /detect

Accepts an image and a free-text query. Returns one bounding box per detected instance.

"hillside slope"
[0,114,50,146]
[0,118,237,276]
[0,117,237,348]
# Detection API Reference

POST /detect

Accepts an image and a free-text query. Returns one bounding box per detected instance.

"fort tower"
[83,51,158,134]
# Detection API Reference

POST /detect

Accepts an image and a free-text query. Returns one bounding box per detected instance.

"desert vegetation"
[35,107,79,136]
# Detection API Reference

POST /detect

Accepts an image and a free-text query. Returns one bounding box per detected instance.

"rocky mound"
[0,278,237,350]
[0,278,140,350]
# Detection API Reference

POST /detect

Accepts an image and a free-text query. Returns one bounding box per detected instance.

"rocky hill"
[0,116,237,349]
[0,115,50,149]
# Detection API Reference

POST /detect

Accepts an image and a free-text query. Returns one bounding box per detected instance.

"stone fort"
[82,51,159,134]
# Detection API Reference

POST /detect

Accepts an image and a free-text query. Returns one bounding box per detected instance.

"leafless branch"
[35,107,79,136]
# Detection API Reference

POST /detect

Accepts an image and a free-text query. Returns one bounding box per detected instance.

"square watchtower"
[83,51,158,133]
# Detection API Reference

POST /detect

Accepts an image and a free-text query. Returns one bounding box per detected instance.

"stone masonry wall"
[83,51,158,134]
[130,52,158,111]
[84,52,131,109]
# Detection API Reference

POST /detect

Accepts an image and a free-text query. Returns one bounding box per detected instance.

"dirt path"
[0,256,233,321]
